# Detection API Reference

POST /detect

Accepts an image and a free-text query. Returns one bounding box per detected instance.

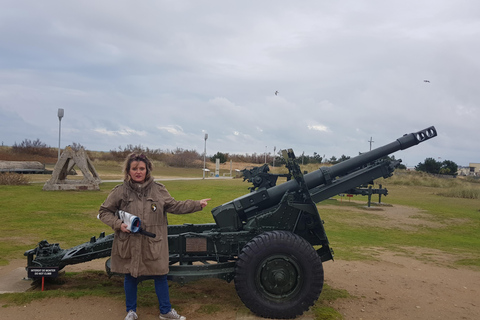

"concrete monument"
[43,146,101,191]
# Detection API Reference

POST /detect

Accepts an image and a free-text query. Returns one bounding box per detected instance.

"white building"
[458,163,480,176]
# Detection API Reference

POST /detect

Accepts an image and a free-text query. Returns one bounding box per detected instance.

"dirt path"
[324,252,479,319]
[1,203,479,319]
[2,253,478,320]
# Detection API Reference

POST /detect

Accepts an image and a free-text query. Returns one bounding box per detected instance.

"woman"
[98,153,210,320]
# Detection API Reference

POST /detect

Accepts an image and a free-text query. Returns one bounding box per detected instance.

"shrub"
[210,152,228,164]
[387,170,459,188]
[465,176,480,184]
[106,145,172,162]
[415,157,458,176]
[0,173,30,185]
[12,139,56,158]
[165,148,202,168]
[382,170,480,199]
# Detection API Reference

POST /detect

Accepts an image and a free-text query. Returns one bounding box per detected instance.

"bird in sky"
[275,91,279,95]
[424,80,430,83]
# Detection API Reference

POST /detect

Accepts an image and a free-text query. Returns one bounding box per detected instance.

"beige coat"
[98,178,202,278]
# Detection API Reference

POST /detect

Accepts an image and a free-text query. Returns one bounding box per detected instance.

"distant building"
[458,163,480,176]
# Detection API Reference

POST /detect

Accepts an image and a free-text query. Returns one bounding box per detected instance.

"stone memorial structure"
[43,146,101,191]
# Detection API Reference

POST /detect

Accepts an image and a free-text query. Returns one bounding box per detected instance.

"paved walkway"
[0,266,32,294]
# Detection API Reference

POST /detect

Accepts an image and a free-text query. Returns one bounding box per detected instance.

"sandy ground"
[323,252,479,319]
[1,204,479,319]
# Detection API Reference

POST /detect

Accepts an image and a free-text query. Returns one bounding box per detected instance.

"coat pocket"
[113,231,132,259]
[145,232,163,261]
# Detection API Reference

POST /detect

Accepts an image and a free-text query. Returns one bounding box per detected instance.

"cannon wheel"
[234,230,324,319]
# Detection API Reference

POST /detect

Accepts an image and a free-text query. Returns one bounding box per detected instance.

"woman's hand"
[200,198,211,208]
[120,223,131,233]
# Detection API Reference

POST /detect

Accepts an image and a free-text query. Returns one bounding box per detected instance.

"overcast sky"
[1,0,478,167]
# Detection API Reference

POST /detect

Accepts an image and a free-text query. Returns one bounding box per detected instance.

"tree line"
[415,158,458,176]
[5,138,459,175]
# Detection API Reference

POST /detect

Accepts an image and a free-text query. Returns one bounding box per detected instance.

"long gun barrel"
[212,126,437,230]
[304,126,437,189]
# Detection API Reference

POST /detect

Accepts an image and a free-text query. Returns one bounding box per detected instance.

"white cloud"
[157,125,185,135]
[307,124,329,132]
[0,0,479,166]
[94,128,146,137]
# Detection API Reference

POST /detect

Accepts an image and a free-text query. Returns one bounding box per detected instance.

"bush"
[165,148,202,168]
[387,170,459,188]
[210,152,228,164]
[415,157,458,176]
[382,170,480,199]
[465,176,480,184]
[0,173,30,185]
[12,139,56,158]
[105,145,174,163]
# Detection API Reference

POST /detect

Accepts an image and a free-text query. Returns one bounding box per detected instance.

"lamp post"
[273,146,276,167]
[203,133,208,179]
[57,108,64,161]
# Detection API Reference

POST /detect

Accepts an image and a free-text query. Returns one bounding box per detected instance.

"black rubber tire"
[234,231,324,319]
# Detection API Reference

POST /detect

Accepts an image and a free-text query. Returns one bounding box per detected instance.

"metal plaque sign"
[27,267,59,278]
[185,237,207,252]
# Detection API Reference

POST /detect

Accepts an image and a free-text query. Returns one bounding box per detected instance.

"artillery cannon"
[25,126,437,319]
[241,163,291,191]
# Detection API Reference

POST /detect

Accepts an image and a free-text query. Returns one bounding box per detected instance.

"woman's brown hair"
[123,153,153,182]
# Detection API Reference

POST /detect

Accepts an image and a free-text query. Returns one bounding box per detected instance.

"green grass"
[321,182,480,268]
[311,284,351,319]
[0,179,248,265]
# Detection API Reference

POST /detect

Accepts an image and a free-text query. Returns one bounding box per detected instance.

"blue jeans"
[124,274,172,314]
